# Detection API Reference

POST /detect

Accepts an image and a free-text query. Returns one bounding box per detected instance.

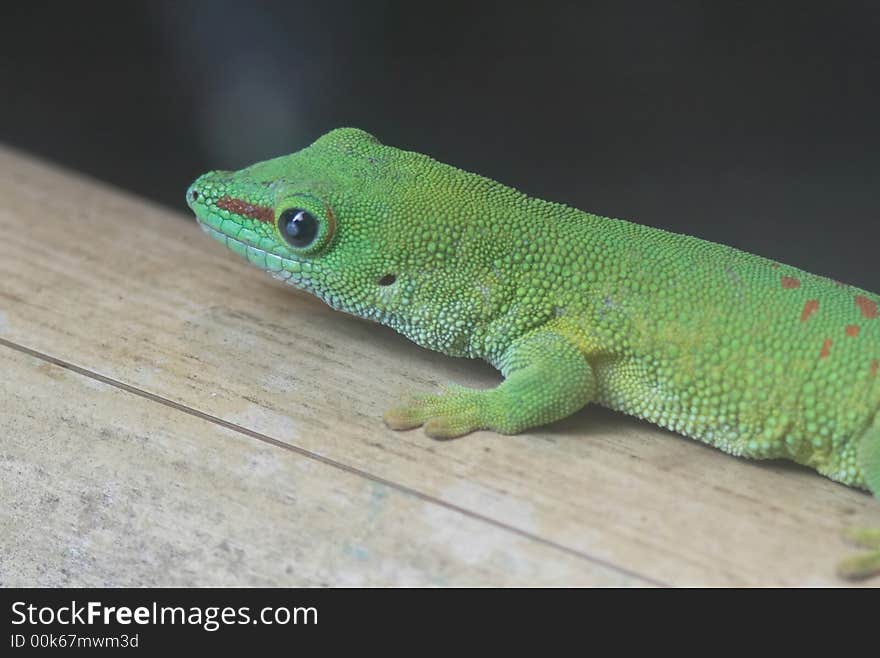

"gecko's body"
[187,127,880,578]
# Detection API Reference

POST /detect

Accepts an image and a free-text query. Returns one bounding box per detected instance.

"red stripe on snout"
[216,195,275,224]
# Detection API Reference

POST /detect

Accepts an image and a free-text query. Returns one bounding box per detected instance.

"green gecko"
[187,127,880,580]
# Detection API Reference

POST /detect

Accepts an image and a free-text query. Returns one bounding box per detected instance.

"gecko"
[187,127,880,580]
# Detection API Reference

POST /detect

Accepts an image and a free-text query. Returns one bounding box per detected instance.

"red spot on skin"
[820,339,832,359]
[800,299,819,322]
[216,195,275,224]
[781,276,801,289]
[872,360,879,377]
[845,324,860,337]
[855,295,879,319]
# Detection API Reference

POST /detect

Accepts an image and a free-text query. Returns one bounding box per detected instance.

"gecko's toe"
[836,550,880,580]
[837,526,880,580]
[842,527,880,549]
[423,414,482,440]
[382,406,425,430]
[383,391,442,430]
[383,385,489,438]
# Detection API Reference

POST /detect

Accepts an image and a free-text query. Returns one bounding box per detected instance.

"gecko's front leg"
[384,329,595,439]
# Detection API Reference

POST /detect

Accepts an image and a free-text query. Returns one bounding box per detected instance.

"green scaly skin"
[187,127,880,579]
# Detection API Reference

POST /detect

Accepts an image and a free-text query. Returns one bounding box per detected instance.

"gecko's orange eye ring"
[279,208,319,249]
[274,194,336,256]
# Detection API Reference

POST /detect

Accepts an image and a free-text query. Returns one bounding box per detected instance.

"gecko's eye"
[278,208,319,248]
[274,194,336,255]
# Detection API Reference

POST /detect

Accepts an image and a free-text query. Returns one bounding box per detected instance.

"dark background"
[2,2,878,289]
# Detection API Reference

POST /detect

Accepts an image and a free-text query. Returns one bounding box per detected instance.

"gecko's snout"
[186,172,212,211]
[186,170,234,211]
[185,181,200,210]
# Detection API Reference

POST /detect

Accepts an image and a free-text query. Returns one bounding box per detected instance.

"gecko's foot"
[383,385,499,440]
[836,527,880,580]
[385,330,595,440]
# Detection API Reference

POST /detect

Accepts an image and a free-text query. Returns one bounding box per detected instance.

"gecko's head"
[187,127,516,348]
[187,127,403,314]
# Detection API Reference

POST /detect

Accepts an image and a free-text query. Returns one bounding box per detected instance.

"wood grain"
[0,347,631,586]
[0,145,876,586]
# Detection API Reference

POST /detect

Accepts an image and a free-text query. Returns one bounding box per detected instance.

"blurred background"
[2,1,878,289]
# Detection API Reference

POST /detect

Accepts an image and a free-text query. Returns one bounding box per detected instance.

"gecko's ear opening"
[377,273,397,286]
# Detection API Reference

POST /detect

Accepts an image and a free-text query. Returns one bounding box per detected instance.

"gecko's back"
[557,213,880,487]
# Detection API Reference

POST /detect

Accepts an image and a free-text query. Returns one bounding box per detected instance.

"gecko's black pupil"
[279,208,318,248]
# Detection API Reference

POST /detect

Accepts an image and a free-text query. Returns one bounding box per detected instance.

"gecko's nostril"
[186,182,201,208]
[378,273,397,286]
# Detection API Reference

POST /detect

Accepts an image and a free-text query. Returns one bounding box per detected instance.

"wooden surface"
[0,146,877,587]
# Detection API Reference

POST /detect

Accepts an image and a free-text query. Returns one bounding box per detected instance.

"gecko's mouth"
[197,220,310,287]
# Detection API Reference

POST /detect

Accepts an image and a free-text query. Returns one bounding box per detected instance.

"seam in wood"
[0,335,667,587]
